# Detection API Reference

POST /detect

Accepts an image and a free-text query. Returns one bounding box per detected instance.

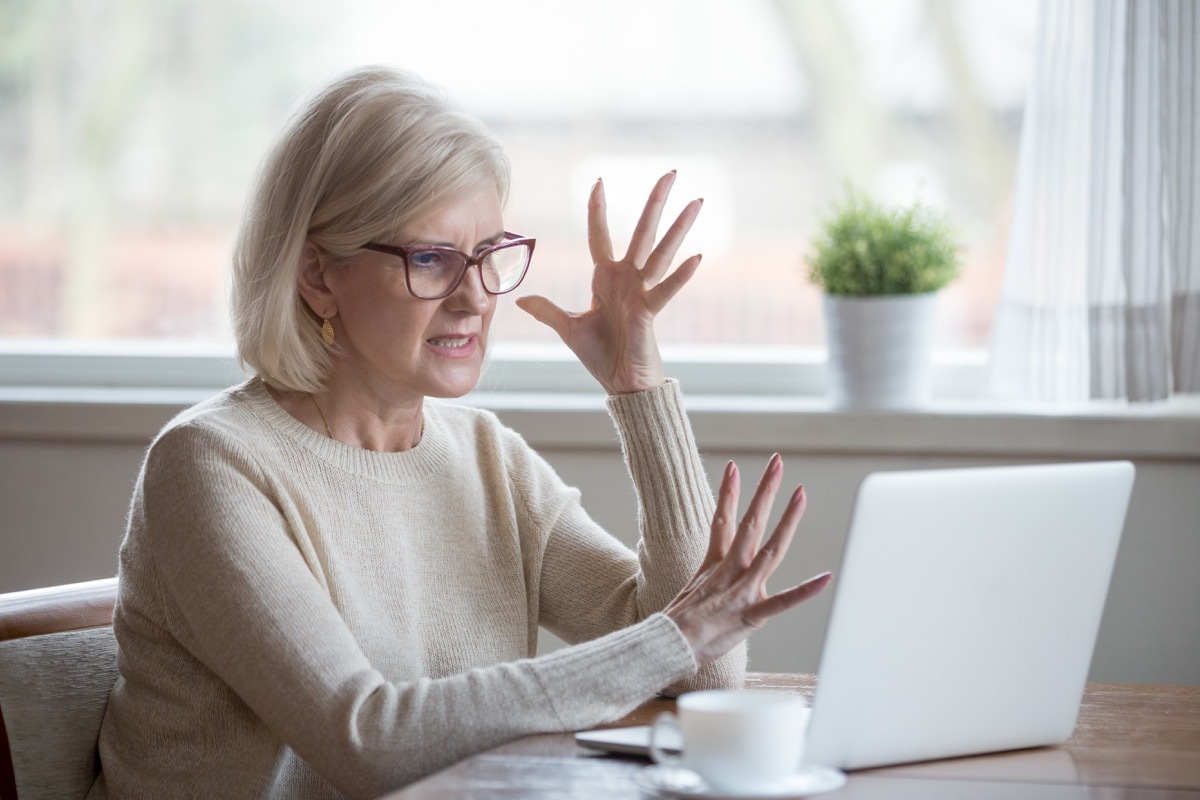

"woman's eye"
[409,250,448,270]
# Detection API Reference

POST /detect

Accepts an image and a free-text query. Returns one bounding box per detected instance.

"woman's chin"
[422,368,483,399]
[426,386,475,400]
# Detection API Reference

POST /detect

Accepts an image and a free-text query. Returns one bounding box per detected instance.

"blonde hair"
[231,65,510,392]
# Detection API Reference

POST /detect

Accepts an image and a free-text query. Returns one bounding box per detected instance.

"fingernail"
[725,460,735,478]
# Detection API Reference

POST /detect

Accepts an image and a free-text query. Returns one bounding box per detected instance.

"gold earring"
[321,318,335,346]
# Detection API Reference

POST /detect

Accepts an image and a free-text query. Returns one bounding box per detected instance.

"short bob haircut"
[232,65,511,393]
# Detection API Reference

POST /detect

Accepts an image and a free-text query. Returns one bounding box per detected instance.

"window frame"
[2,343,1197,466]
[0,340,990,400]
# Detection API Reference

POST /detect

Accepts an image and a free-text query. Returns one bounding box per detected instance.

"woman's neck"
[265,382,424,453]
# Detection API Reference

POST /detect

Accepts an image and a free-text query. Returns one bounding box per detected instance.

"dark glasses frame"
[362,231,536,300]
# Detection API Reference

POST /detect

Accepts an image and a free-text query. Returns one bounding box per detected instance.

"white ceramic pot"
[822,293,938,409]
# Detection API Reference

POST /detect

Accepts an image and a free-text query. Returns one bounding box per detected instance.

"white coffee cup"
[649,690,810,794]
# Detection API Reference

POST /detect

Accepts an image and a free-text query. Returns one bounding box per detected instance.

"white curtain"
[989,0,1200,403]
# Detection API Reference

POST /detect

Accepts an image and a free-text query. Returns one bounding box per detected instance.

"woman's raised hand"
[664,455,832,666]
[515,171,703,395]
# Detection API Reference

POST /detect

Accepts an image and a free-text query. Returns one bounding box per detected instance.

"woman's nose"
[446,262,491,313]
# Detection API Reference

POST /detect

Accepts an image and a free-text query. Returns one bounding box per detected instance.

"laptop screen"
[804,461,1135,769]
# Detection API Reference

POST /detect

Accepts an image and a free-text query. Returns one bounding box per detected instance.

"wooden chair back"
[0,579,118,800]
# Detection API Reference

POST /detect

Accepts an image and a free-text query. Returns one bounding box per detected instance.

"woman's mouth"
[426,334,479,357]
[427,336,472,349]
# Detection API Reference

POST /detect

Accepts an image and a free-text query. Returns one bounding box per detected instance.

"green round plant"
[807,186,962,296]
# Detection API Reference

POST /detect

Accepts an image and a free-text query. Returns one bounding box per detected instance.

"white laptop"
[576,461,1136,771]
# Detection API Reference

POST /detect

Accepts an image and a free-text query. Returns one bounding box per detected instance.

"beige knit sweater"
[89,378,745,800]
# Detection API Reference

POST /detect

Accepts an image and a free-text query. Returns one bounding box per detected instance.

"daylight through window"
[0,0,1036,356]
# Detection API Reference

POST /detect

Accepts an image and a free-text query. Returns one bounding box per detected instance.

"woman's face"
[324,183,505,402]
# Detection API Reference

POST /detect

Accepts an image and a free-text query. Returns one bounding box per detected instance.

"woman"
[89,65,830,800]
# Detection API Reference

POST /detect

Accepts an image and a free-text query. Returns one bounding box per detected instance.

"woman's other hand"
[516,171,702,395]
[664,455,833,666]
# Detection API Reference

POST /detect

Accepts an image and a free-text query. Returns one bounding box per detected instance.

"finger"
[745,484,807,581]
[728,454,784,567]
[587,178,614,266]
[643,197,702,284]
[747,571,833,621]
[515,295,572,341]
[702,460,741,569]
[647,253,702,314]
[624,171,676,265]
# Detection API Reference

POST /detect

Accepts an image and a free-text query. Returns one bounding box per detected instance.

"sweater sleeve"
[136,422,696,800]
[534,379,747,693]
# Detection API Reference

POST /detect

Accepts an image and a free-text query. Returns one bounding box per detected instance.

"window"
[0,0,1036,381]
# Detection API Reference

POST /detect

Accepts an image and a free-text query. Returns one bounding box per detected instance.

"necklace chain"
[310,393,334,438]
[309,393,425,443]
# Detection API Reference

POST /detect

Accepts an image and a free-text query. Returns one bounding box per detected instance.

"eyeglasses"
[361,232,535,300]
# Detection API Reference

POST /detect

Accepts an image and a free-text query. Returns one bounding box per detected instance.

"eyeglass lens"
[407,242,531,299]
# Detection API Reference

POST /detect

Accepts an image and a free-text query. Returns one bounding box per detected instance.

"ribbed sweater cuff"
[529,613,697,729]
[605,380,714,540]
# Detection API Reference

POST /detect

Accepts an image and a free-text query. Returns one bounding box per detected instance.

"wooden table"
[384,673,1200,798]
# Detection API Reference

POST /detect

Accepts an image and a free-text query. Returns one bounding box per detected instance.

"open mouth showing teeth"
[428,337,471,348]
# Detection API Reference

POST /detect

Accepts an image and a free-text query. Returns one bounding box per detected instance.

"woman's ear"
[296,241,336,320]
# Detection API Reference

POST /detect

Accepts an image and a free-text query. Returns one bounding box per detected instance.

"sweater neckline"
[238,378,453,485]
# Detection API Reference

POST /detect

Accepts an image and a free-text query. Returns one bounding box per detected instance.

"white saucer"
[633,765,847,799]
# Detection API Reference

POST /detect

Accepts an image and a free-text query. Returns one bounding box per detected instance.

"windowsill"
[1,384,1197,460]
[1,341,1197,458]
[467,391,1200,460]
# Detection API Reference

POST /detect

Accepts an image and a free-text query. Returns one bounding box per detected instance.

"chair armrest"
[0,578,118,643]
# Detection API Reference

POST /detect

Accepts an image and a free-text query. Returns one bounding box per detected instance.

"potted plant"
[807,186,962,409]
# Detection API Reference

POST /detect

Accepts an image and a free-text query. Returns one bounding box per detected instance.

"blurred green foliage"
[806,185,962,296]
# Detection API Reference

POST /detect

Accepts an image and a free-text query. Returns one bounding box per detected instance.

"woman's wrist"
[605,378,678,408]
[607,379,668,396]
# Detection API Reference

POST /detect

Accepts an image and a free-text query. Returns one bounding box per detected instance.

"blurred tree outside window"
[0,0,1035,355]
